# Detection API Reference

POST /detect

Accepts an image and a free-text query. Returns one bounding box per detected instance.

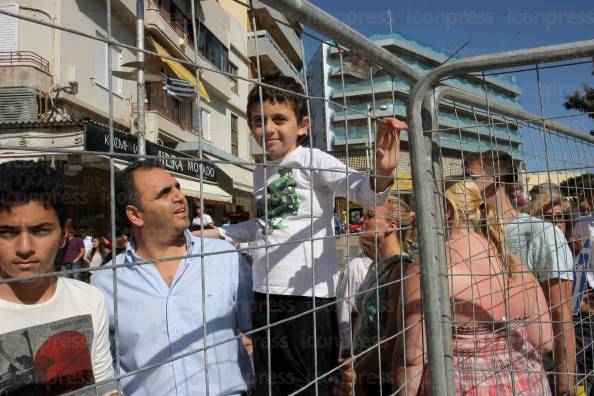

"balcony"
[0,51,52,93]
[146,0,195,61]
[250,0,303,70]
[133,82,195,142]
[247,30,302,83]
[145,0,232,100]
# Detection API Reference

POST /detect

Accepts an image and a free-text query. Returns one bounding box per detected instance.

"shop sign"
[85,124,216,182]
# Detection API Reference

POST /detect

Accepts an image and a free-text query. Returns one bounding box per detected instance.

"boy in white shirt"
[0,161,116,396]
[197,74,406,395]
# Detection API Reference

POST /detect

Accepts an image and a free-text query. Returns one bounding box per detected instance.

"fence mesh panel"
[0,1,593,396]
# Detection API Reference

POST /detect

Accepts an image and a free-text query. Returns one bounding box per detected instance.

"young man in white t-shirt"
[465,151,576,395]
[196,74,406,395]
[0,161,116,396]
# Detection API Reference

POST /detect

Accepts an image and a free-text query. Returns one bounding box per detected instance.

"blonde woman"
[334,195,413,395]
[394,179,553,395]
[529,183,572,236]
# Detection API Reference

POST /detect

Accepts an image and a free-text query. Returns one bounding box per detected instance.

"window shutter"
[95,40,107,87]
[0,4,19,52]
[110,46,122,94]
[201,109,210,140]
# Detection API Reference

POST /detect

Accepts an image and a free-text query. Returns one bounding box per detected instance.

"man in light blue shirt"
[91,160,253,396]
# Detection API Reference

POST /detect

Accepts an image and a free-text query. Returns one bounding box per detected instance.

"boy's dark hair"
[246,74,307,127]
[0,160,68,227]
[462,152,482,171]
[465,150,518,199]
[116,159,164,227]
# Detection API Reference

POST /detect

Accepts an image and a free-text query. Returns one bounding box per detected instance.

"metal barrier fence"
[0,1,594,395]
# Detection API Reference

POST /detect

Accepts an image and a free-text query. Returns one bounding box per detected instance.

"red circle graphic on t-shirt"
[33,330,93,392]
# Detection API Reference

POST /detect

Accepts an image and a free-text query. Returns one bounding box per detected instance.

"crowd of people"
[0,74,593,396]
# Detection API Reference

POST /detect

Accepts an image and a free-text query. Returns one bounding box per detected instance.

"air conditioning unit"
[0,87,38,123]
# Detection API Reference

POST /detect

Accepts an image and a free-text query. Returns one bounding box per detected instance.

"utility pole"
[135,0,146,156]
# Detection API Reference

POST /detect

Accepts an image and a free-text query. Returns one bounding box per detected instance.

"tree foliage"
[559,173,594,196]
[564,84,594,135]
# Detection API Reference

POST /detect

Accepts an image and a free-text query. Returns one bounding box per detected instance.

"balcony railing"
[133,92,194,134]
[247,30,301,79]
[0,51,50,73]
[147,102,193,132]
[147,0,195,49]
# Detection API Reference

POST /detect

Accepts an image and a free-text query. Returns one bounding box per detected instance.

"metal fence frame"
[1,1,594,395]
[260,1,594,394]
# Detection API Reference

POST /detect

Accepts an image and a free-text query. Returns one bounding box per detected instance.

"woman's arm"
[393,262,426,396]
[510,258,553,353]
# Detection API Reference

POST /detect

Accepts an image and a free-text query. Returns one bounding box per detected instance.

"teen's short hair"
[116,159,164,227]
[0,160,67,227]
[465,150,518,199]
[246,73,307,127]
[462,152,482,171]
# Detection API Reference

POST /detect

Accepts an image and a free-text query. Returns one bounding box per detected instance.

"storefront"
[0,119,238,234]
[85,122,233,224]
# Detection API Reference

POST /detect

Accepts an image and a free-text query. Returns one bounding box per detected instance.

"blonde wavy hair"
[445,179,515,277]
[529,190,570,218]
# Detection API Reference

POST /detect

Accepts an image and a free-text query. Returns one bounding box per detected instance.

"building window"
[95,33,122,94]
[228,62,238,94]
[201,109,210,140]
[231,114,239,156]
[197,21,228,72]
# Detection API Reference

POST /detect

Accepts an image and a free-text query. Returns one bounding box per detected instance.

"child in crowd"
[197,74,406,395]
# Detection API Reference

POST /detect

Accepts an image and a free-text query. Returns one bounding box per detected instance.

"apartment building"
[308,33,524,222]
[0,0,260,226]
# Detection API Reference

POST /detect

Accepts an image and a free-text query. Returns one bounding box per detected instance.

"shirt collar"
[125,229,194,268]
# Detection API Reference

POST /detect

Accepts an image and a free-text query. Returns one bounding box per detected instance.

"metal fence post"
[403,92,450,395]
[422,92,455,395]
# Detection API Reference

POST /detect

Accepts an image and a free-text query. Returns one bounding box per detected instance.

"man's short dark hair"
[465,150,518,198]
[0,160,67,227]
[462,152,482,171]
[116,159,164,227]
[246,74,307,128]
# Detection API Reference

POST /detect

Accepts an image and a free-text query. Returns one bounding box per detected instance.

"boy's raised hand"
[373,117,407,191]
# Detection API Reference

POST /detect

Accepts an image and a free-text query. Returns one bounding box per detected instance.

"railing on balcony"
[147,0,230,74]
[247,30,301,79]
[147,0,195,49]
[133,83,194,133]
[0,51,50,73]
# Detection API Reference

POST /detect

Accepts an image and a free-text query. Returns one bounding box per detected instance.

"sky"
[302,0,594,170]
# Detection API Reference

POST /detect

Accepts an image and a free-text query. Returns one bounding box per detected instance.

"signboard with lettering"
[85,123,216,182]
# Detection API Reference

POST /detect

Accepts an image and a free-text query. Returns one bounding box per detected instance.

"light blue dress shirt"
[91,231,253,396]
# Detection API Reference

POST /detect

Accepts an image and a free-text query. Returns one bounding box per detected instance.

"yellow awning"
[147,36,210,102]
